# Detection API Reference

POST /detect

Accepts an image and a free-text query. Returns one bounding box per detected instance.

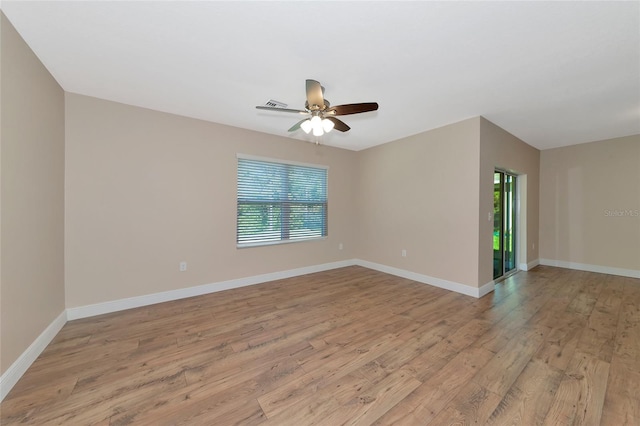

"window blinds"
[237,157,328,246]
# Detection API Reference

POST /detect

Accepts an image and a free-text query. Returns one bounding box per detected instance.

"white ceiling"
[2,1,639,151]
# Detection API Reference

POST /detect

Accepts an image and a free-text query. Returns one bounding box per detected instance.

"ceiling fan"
[256,79,379,137]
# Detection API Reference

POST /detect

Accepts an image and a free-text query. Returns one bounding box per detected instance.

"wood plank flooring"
[1,266,639,425]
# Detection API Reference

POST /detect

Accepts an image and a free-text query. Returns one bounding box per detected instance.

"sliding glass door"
[493,171,516,280]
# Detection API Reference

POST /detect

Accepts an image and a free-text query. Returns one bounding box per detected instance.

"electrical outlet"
[339,243,343,250]
[402,249,407,257]
[179,261,187,272]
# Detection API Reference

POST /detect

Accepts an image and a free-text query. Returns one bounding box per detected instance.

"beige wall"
[354,117,541,289]
[355,118,482,288]
[479,118,540,284]
[64,93,357,308]
[0,13,66,375]
[540,135,640,272]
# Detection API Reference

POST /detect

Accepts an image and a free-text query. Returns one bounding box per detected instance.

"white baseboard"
[67,258,500,322]
[539,258,640,279]
[68,258,499,321]
[67,260,355,320]
[353,259,493,298]
[519,259,540,272]
[478,280,496,297]
[0,310,67,402]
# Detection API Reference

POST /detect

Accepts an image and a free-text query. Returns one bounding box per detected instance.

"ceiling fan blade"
[256,106,308,114]
[326,117,350,132]
[288,119,308,132]
[306,79,325,110]
[327,102,379,116]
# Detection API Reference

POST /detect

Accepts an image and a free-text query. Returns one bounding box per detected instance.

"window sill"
[237,236,327,249]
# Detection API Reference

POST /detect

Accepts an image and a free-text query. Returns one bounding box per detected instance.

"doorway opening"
[493,170,517,280]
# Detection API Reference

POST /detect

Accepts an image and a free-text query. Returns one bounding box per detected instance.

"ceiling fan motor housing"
[305,99,331,111]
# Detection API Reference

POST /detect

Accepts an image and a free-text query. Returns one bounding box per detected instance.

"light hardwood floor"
[1,266,639,425]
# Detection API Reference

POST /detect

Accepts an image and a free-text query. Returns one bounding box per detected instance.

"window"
[237,155,328,247]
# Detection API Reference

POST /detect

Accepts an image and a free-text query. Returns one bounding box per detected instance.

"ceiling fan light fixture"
[300,119,312,134]
[311,115,324,136]
[322,118,334,133]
